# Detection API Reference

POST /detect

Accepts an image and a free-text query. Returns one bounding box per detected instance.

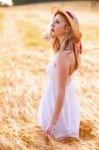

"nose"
[51,22,55,28]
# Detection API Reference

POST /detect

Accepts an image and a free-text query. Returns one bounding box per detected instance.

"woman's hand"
[43,32,51,41]
[43,124,55,137]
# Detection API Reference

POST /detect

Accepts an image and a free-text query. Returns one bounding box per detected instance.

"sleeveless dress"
[37,54,80,139]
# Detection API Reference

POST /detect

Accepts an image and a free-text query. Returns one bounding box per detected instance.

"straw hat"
[51,7,82,43]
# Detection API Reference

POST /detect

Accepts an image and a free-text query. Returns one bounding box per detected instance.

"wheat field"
[0,1,99,150]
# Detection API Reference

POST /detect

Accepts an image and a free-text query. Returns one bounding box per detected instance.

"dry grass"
[81,24,99,46]
[17,20,51,49]
[0,13,4,32]
[0,1,99,150]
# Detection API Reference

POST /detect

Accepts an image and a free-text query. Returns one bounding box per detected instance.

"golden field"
[0,1,99,150]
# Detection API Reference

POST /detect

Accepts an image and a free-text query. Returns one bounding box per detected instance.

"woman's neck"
[57,34,68,53]
[58,35,66,45]
[58,31,69,44]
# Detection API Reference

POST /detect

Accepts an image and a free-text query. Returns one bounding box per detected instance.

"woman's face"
[50,14,69,38]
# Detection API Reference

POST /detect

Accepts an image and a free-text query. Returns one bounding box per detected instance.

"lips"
[51,28,55,32]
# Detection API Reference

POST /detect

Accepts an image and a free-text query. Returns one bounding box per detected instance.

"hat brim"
[51,7,82,43]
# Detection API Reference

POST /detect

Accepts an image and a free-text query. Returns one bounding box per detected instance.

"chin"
[50,31,56,38]
[51,33,58,38]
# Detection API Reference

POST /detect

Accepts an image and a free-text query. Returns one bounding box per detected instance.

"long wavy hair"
[50,11,80,70]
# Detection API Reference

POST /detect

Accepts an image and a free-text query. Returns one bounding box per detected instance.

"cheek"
[56,24,66,34]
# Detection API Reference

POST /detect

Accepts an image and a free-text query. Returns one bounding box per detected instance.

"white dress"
[37,54,80,139]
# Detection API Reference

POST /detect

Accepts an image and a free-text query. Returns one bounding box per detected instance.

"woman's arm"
[43,52,70,137]
[50,53,70,126]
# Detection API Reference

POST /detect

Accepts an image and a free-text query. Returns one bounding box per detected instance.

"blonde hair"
[50,11,80,70]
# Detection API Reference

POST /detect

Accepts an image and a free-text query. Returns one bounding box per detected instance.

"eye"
[56,20,60,24]
[52,19,60,24]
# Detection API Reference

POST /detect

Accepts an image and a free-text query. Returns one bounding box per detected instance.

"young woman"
[38,7,82,140]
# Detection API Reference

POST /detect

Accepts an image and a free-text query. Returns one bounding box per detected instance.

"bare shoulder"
[55,52,70,68]
[63,50,73,57]
[56,50,72,62]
